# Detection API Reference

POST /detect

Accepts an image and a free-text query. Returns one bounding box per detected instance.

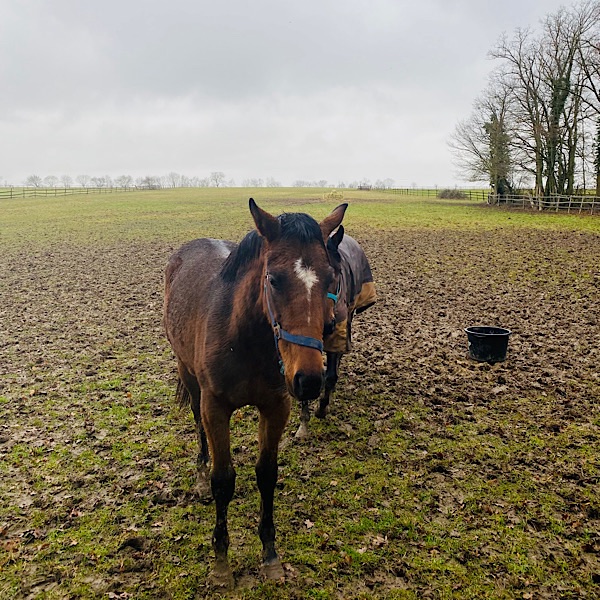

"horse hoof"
[208,563,234,589]
[196,471,213,504]
[294,423,309,440]
[314,407,328,419]
[260,558,285,581]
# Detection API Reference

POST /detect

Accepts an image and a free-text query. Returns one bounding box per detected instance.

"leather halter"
[263,274,324,373]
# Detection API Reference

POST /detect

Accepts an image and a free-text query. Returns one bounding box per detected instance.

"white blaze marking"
[294,258,318,312]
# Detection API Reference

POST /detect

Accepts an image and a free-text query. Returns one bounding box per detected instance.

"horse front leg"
[315,352,342,418]
[256,397,291,580]
[294,399,311,439]
[202,397,236,589]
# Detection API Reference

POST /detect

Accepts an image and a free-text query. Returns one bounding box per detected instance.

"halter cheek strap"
[264,275,324,374]
[327,280,341,304]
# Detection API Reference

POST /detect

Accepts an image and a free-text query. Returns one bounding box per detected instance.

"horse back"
[163,238,236,368]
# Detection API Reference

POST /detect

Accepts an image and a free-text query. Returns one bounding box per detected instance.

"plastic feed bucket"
[465,326,511,363]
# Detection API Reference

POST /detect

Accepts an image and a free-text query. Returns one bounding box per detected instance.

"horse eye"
[268,274,281,290]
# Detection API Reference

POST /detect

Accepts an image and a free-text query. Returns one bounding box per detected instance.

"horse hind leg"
[315,352,342,419]
[177,363,212,502]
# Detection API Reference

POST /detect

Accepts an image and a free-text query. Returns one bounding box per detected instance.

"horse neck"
[227,258,271,341]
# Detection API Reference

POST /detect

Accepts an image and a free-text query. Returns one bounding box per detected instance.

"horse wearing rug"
[163,199,347,588]
[296,230,376,438]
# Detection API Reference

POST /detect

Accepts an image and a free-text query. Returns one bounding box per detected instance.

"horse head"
[249,198,347,401]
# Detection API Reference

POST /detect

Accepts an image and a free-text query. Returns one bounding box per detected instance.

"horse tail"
[176,378,191,408]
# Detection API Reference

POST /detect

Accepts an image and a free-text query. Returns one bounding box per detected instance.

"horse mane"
[220,229,263,282]
[220,212,324,282]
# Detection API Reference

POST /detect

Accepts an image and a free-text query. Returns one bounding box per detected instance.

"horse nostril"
[292,371,323,401]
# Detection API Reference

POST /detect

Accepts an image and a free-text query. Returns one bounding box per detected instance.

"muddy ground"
[1,221,599,598]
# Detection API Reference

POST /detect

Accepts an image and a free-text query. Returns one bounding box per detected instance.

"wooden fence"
[381,188,599,214]
[489,194,600,215]
[384,188,488,202]
[0,187,137,200]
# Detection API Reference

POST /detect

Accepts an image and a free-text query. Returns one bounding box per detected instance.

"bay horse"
[295,231,376,438]
[163,199,347,587]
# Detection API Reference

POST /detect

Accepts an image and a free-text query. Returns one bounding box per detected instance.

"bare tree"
[76,174,91,188]
[574,1,600,192]
[43,175,59,188]
[449,76,515,194]
[136,176,161,189]
[487,2,600,196]
[114,175,133,188]
[243,178,267,187]
[24,174,42,187]
[165,172,182,188]
[90,176,106,188]
[490,29,547,194]
[60,175,73,188]
[210,171,226,187]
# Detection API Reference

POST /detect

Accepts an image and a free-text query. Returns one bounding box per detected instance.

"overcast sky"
[1,0,576,187]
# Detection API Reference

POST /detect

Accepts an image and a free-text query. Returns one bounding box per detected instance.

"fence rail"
[0,187,137,200]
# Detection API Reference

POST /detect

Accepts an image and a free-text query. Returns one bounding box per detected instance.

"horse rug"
[324,234,376,353]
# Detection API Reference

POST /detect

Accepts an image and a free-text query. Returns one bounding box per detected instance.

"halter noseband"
[263,274,324,373]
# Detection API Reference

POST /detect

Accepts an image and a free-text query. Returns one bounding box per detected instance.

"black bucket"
[465,326,511,363]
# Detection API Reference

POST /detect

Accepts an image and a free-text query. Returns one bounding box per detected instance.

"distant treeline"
[14,173,397,190]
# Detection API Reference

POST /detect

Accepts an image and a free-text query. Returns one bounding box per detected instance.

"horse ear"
[320,203,348,240]
[329,224,344,249]
[249,198,280,242]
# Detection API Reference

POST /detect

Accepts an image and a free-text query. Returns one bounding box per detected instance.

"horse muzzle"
[292,370,324,401]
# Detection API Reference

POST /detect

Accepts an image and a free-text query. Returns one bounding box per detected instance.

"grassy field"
[1,188,599,599]
[3,187,599,247]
